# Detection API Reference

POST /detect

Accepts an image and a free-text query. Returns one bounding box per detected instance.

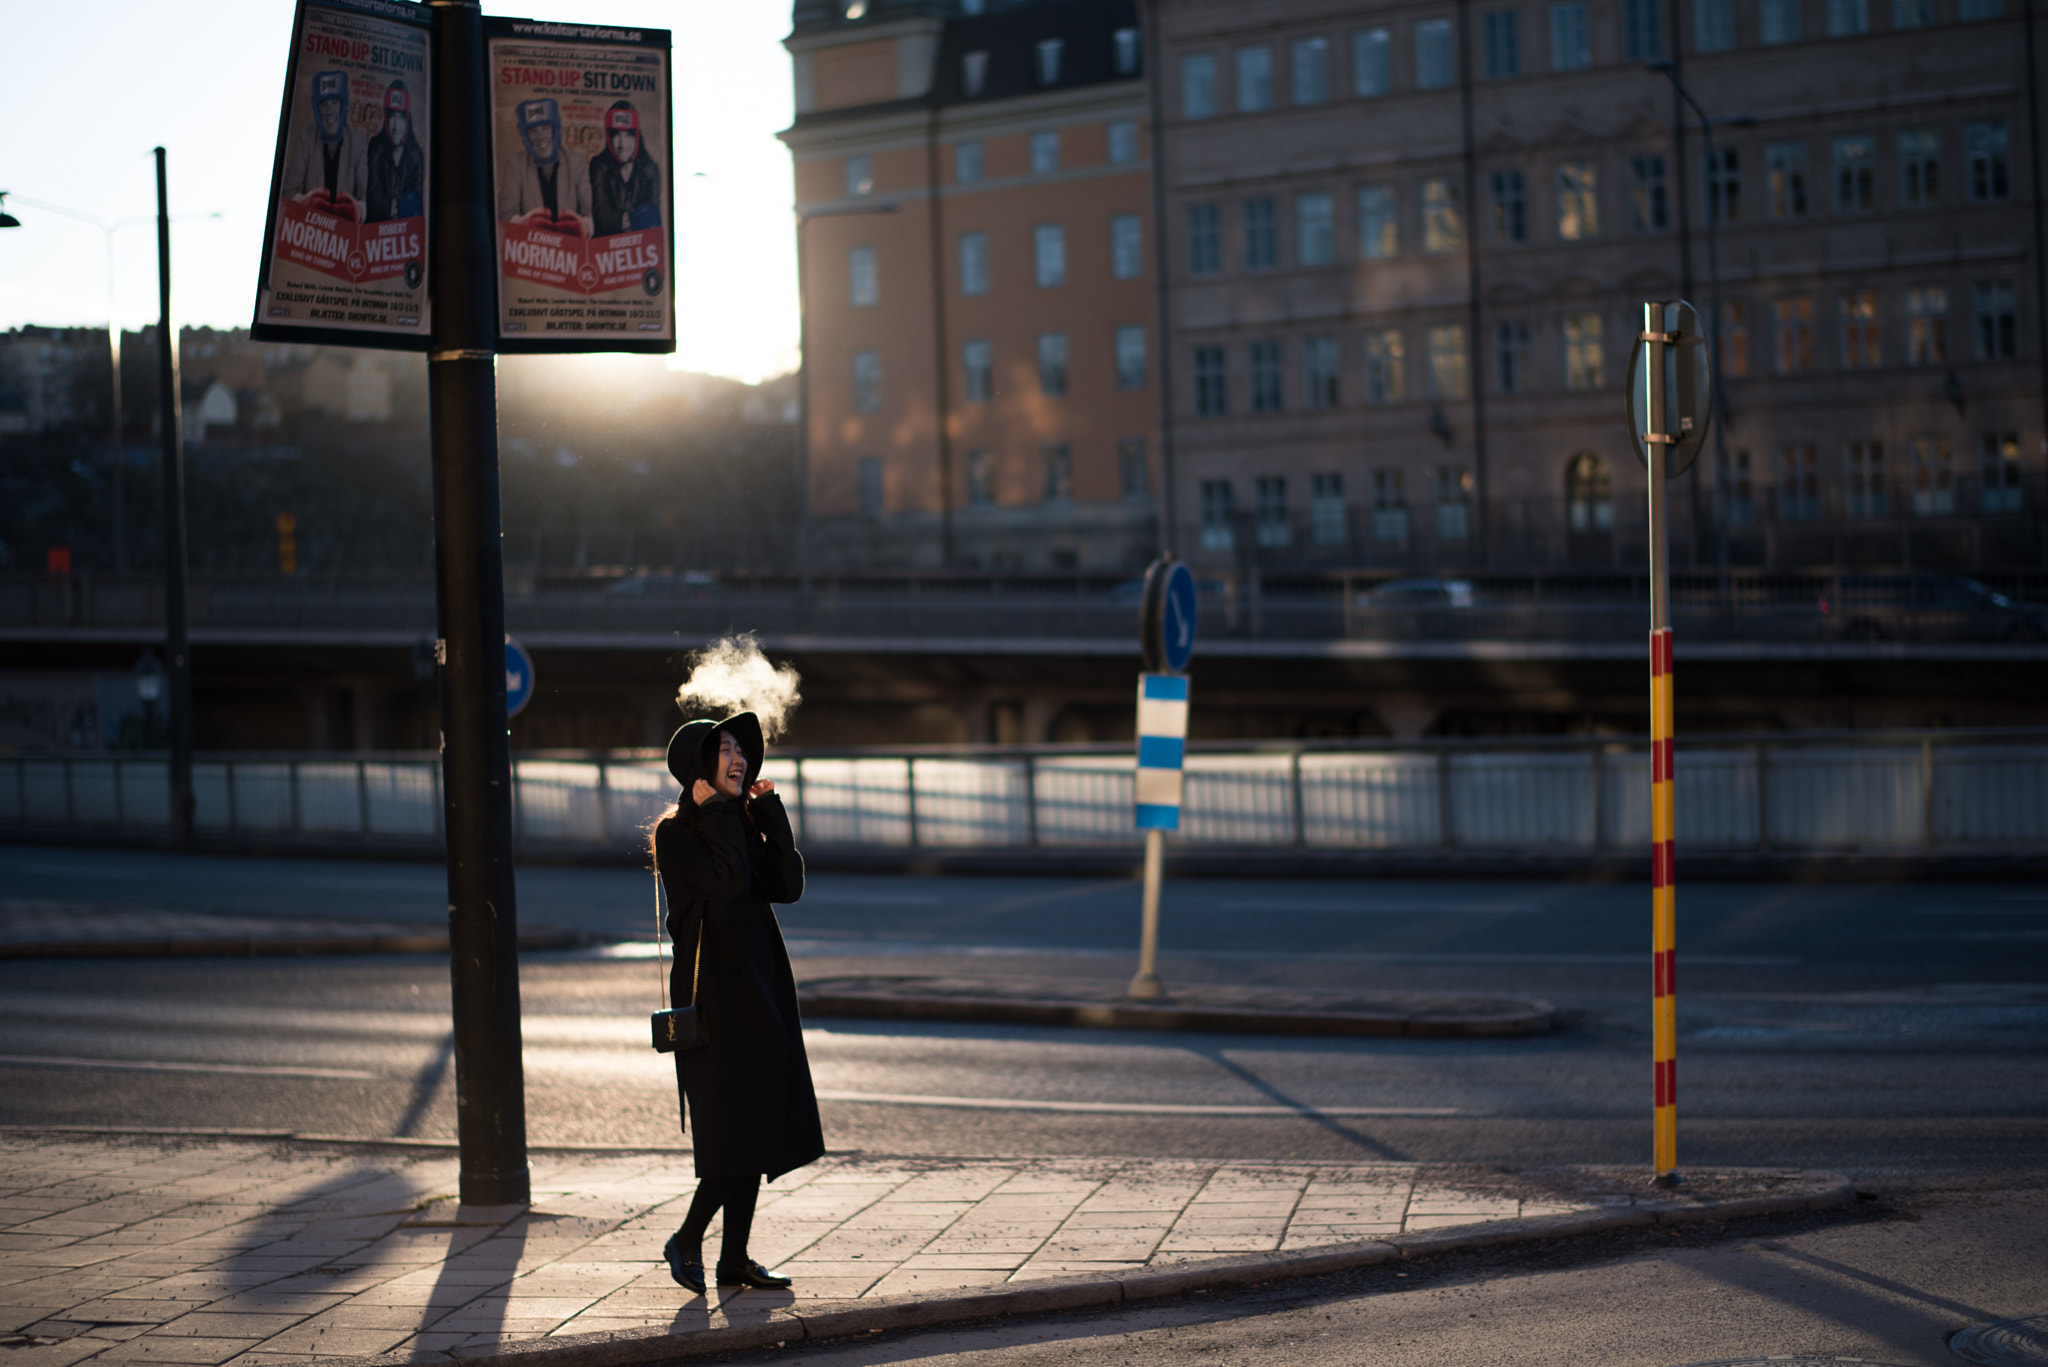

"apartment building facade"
[782,0,1163,570]
[1154,0,2044,572]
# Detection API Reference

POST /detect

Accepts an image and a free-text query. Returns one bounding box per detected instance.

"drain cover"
[1953,1313,2048,1366]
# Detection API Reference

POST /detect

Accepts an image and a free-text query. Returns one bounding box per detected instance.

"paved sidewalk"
[0,1132,1850,1367]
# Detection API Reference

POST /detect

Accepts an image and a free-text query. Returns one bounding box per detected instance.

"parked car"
[1818,573,2048,642]
[1357,576,1477,608]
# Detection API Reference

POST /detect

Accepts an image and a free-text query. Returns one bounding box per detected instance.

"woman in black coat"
[652,712,823,1294]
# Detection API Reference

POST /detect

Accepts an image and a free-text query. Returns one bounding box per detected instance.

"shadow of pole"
[1183,1042,1415,1161]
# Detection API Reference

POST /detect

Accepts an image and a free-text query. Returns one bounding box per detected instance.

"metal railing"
[5,729,2045,856]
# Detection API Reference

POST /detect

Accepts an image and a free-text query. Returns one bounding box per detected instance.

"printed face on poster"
[486,19,675,353]
[252,0,433,349]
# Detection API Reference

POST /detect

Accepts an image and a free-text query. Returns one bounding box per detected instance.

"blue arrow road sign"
[505,636,535,718]
[1160,562,1197,673]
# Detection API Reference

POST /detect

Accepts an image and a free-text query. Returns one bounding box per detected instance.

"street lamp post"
[794,201,897,574]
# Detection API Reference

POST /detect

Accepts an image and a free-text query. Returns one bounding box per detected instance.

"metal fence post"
[112,756,124,828]
[225,758,239,834]
[596,757,612,847]
[1590,743,1605,851]
[289,758,302,836]
[1435,748,1453,849]
[792,755,806,842]
[1289,747,1306,848]
[1921,736,1935,850]
[905,756,919,847]
[1754,741,1769,851]
[1023,752,1039,847]
[357,760,371,838]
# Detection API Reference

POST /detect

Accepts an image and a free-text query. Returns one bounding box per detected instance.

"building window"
[1292,36,1331,103]
[1981,432,2024,512]
[1728,448,1755,523]
[1359,185,1398,258]
[1630,155,1669,232]
[1200,479,1235,550]
[1108,120,1139,165]
[1043,443,1072,503]
[1249,339,1284,413]
[1118,437,1150,498]
[1566,452,1613,533]
[1765,142,1809,219]
[1311,472,1348,544]
[1244,198,1278,270]
[1840,291,1881,369]
[1030,130,1060,175]
[1416,18,1454,88]
[1720,300,1750,376]
[1826,0,1869,33]
[1297,192,1336,265]
[1034,224,1066,286]
[1428,324,1469,399]
[1759,0,1802,42]
[959,232,989,296]
[1256,476,1292,547]
[1365,329,1406,403]
[857,455,883,517]
[1236,44,1274,111]
[1562,313,1604,389]
[962,50,990,96]
[962,339,992,403]
[1113,26,1141,75]
[845,155,874,197]
[848,245,878,308]
[1483,10,1521,76]
[1194,345,1228,416]
[1845,441,1885,518]
[1187,205,1221,275]
[1436,465,1473,540]
[1354,27,1391,94]
[1557,161,1598,239]
[1496,320,1531,394]
[1775,296,1815,373]
[1833,136,1875,213]
[1304,335,1340,408]
[1905,286,1947,364]
[1974,280,2017,359]
[1893,0,1933,25]
[1695,0,1735,50]
[965,448,994,507]
[1115,325,1147,391]
[1422,178,1462,253]
[1622,0,1662,57]
[1036,37,1064,85]
[1182,52,1217,118]
[955,140,983,184]
[1910,436,1954,515]
[1112,214,1144,279]
[1704,147,1741,224]
[1898,129,1940,207]
[1967,122,2010,201]
[1551,2,1590,68]
[1372,469,1410,544]
[1489,170,1528,244]
[1778,443,1820,521]
[1037,332,1069,396]
[852,350,881,413]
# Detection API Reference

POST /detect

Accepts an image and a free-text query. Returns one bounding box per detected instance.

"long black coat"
[655,716,823,1182]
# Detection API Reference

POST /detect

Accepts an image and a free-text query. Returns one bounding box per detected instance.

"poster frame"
[483,16,676,355]
[249,0,437,352]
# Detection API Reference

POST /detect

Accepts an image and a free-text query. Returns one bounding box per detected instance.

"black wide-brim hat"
[665,711,764,792]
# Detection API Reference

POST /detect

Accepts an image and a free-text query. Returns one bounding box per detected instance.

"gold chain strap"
[654,871,704,1011]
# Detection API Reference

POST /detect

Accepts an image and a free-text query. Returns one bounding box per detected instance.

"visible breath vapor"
[674,634,803,741]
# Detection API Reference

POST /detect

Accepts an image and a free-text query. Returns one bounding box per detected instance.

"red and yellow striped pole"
[1650,626,1677,1179]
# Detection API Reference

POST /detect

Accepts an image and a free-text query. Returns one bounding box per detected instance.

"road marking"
[812,1089,1458,1117]
[0,1053,377,1080]
[1218,900,1540,914]
[778,939,1798,967]
[800,893,943,905]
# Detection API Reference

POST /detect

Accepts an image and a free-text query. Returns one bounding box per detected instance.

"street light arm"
[1644,63,1713,134]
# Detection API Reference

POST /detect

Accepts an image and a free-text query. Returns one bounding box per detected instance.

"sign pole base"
[1128,828,1166,1000]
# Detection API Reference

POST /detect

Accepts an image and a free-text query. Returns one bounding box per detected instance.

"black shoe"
[663,1233,706,1294]
[716,1258,792,1290]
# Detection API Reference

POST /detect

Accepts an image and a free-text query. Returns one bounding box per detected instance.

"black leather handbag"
[651,875,708,1053]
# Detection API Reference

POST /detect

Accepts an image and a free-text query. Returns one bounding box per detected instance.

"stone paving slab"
[0,1132,1851,1367]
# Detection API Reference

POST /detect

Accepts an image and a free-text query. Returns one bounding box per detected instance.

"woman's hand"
[691,779,718,806]
[749,779,775,799]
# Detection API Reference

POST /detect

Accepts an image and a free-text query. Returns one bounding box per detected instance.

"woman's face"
[712,731,748,799]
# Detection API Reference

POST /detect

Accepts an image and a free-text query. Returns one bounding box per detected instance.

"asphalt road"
[1,843,2044,1179]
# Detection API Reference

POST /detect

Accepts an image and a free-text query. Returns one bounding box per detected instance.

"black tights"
[674,1174,760,1267]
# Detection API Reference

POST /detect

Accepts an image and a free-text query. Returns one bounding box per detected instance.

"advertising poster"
[486,18,674,353]
[251,0,433,349]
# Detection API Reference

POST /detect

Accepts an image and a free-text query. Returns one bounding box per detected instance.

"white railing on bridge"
[4,730,2047,856]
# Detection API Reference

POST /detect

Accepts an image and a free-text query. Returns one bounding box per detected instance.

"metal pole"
[2025,0,2048,453]
[108,231,126,573]
[154,148,194,843]
[1700,116,1732,586]
[1456,0,1490,564]
[1139,0,1179,556]
[923,108,955,568]
[428,0,529,1208]
[1641,302,1678,1185]
[1128,826,1166,999]
[794,213,811,573]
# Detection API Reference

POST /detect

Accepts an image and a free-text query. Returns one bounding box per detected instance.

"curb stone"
[324,1174,1854,1367]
